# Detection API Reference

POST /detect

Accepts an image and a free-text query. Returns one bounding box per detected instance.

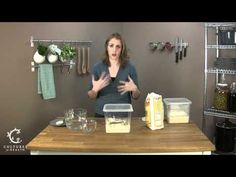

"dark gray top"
[89,61,139,115]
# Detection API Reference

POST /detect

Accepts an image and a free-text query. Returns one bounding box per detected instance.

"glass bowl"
[65,108,87,120]
[81,119,97,134]
[65,117,83,131]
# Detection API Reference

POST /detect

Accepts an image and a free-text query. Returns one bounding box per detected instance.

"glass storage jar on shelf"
[213,74,229,111]
[228,82,236,112]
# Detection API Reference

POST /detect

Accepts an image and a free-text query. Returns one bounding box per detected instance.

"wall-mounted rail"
[30,36,92,47]
[31,60,75,72]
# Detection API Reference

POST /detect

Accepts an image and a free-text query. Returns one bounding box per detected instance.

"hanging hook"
[31,61,35,72]
[30,36,34,47]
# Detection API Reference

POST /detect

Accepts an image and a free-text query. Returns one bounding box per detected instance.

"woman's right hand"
[92,72,110,92]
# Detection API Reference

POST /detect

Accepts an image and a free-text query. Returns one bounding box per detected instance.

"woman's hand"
[117,75,138,95]
[92,72,110,92]
[117,75,140,99]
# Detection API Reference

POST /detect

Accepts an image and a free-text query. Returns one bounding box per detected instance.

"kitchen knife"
[175,37,179,63]
[183,42,188,57]
[179,38,183,60]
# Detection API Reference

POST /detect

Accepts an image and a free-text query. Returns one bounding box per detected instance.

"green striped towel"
[38,64,56,100]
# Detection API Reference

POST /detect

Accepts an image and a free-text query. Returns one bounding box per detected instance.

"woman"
[88,33,141,117]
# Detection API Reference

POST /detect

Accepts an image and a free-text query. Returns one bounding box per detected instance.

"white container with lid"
[163,98,192,123]
[103,104,133,133]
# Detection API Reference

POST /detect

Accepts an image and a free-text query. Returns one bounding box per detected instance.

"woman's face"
[107,37,122,61]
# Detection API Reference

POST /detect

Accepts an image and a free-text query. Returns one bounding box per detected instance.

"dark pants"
[95,113,104,118]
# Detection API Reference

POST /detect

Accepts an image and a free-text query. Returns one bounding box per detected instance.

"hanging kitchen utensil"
[82,47,87,74]
[86,47,90,74]
[77,47,82,75]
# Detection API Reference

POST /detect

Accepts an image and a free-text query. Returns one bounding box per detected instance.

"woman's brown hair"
[102,33,130,67]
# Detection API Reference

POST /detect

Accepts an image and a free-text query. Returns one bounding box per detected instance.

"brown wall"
[0,22,122,154]
[0,22,214,155]
[121,22,217,141]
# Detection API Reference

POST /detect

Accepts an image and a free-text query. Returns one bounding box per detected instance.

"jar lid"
[217,83,228,87]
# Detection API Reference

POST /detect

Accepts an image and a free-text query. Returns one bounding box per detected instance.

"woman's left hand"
[117,75,138,95]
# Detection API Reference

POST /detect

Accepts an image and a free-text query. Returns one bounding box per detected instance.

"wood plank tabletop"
[26,117,215,153]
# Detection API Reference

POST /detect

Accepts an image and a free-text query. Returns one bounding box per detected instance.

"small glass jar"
[228,82,236,112]
[213,83,229,111]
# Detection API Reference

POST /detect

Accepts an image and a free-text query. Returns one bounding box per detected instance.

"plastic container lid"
[163,98,192,105]
[103,104,133,112]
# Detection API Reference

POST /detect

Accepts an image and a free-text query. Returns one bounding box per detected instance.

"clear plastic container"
[163,98,192,123]
[103,104,133,133]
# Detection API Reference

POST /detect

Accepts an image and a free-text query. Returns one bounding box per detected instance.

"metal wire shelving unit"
[203,22,236,131]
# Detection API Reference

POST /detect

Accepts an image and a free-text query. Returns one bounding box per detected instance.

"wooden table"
[26,117,215,155]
